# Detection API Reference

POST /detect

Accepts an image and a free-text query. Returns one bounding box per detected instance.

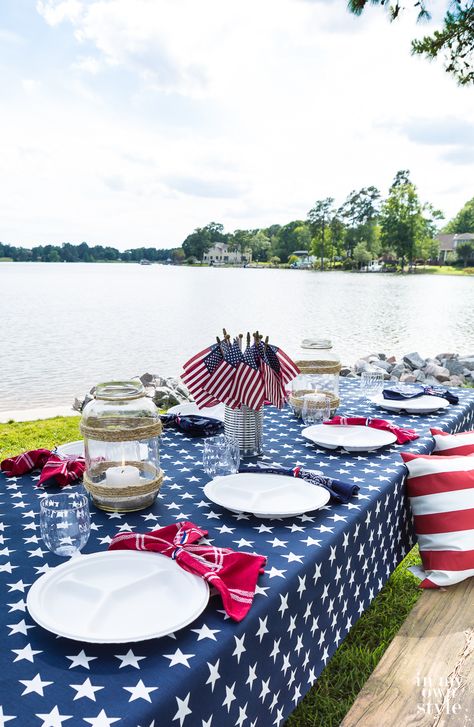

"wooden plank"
[340,578,474,727]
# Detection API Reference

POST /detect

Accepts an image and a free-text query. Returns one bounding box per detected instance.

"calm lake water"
[2,262,474,412]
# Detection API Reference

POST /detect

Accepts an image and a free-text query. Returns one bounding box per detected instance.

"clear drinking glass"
[40,492,91,557]
[301,394,332,426]
[360,371,384,399]
[203,435,240,478]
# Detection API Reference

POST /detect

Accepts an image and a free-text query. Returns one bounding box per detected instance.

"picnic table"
[1,379,474,727]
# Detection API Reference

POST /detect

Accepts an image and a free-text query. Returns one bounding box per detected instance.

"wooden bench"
[340,578,474,726]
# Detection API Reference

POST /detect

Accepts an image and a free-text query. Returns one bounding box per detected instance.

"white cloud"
[0,0,472,248]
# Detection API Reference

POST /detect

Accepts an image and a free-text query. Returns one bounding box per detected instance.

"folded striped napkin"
[109,521,266,622]
[1,449,85,486]
[324,416,419,445]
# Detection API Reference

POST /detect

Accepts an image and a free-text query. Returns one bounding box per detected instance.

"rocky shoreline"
[72,353,474,413]
[340,351,474,387]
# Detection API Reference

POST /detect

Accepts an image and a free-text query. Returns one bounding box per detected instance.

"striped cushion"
[401,451,474,587]
[431,428,474,456]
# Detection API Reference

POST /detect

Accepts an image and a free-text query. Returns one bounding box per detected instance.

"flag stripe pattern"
[401,451,474,587]
[431,427,474,456]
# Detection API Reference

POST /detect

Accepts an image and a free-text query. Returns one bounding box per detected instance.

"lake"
[2,262,473,412]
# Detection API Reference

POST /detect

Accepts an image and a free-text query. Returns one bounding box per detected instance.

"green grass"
[0,416,81,460]
[0,416,422,727]
[412,265,474,275]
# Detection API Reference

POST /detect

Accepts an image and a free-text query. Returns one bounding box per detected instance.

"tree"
[348,0,474,85]
[353,241,372,267]
[456,241,474,266]
[380,171,431,269]
[444,196,474,232]
[339,187,381,257]
[307,198,334,270]
[272,221,306,262]
[248,230,271,262]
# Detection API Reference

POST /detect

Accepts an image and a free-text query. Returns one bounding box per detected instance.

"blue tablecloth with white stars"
[1,379,474,727]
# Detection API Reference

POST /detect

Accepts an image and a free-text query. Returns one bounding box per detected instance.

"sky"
[0,0,472,250]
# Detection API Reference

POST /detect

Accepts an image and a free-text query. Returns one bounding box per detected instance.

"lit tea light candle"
[105,465,140,488]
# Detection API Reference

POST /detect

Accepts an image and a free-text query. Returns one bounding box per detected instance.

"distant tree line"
[182,170,473,271]
[2,172,472,270]
[0,241,178,263]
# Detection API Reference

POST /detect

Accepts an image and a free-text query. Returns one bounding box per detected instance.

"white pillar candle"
[105,465,140,488]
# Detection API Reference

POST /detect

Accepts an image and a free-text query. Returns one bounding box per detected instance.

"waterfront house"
[203,243,252,265]
[436,232,474,262]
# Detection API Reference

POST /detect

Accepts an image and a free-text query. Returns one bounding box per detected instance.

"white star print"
[66,650,97,670]
[12,643,42,663]
[0,707,15,725]
[173,693,192,726]
[114,649,146,669]
[70,678,104,701]
[232,634,246,663]
[19,673,53,696]
[191,624,220,641]
[83,710,121,727]
[222,683,236,712]
[259,678,271,703]
[7,619,34,635]
[235,703,248,727]
[35,705,72,727]
[164,648,195,668]
[246,662,258,690]
[267,566,287,579]
[123,679,158,703]
[205,659,220,692]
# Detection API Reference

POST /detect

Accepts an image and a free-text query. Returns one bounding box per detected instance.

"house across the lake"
[203,243,251,265]
[436,233,474,262]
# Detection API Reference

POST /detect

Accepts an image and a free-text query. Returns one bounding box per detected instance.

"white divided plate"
[301,424,397,452]
[167,402,225,422]
[26,550,209,643]
[371,394,450,414]
[204,472,330,518]
[56,440,84,457]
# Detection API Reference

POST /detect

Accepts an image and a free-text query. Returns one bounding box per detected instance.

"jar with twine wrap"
[80,380,163,512]
[289,338,341,418]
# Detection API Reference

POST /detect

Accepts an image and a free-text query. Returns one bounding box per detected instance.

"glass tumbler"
[301,394,332,426]
[360,371,384,399]
[203,435,240,478]
[40,492,91,557]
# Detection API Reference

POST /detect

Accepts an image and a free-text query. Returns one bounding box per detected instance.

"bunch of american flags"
[181,332,300,411]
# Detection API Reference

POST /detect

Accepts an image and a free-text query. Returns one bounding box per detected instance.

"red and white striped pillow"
[401,451,474,587]
[431,428,474,456]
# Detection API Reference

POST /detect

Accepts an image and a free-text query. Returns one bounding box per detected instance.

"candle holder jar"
[289,338,341,418]
[80,380,163,512]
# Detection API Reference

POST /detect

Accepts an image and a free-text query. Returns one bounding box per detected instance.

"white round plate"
[204,472,330,518]
[56,440,84,457]
[167,402,225,422]
[301,424,397,452]
[27,550,209,643]
[371,394,450,414]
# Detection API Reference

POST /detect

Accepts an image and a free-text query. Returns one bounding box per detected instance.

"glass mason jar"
[80,380,162,512]
[289,339,341,418]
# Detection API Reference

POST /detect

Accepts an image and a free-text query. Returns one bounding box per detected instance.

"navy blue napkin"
[160,414,224,437]
[238,463,359,504]
[383,384,458,405]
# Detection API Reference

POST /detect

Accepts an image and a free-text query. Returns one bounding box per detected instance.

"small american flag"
[257,342,285,408]
[270,344,300,385]
[229,344,266,411]
[202,340,243,408]
[181,344,223,406]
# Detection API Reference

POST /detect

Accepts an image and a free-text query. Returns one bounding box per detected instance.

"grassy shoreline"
[0,415,423,726]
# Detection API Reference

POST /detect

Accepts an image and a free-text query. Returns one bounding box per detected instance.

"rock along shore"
[341,351,474,387]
